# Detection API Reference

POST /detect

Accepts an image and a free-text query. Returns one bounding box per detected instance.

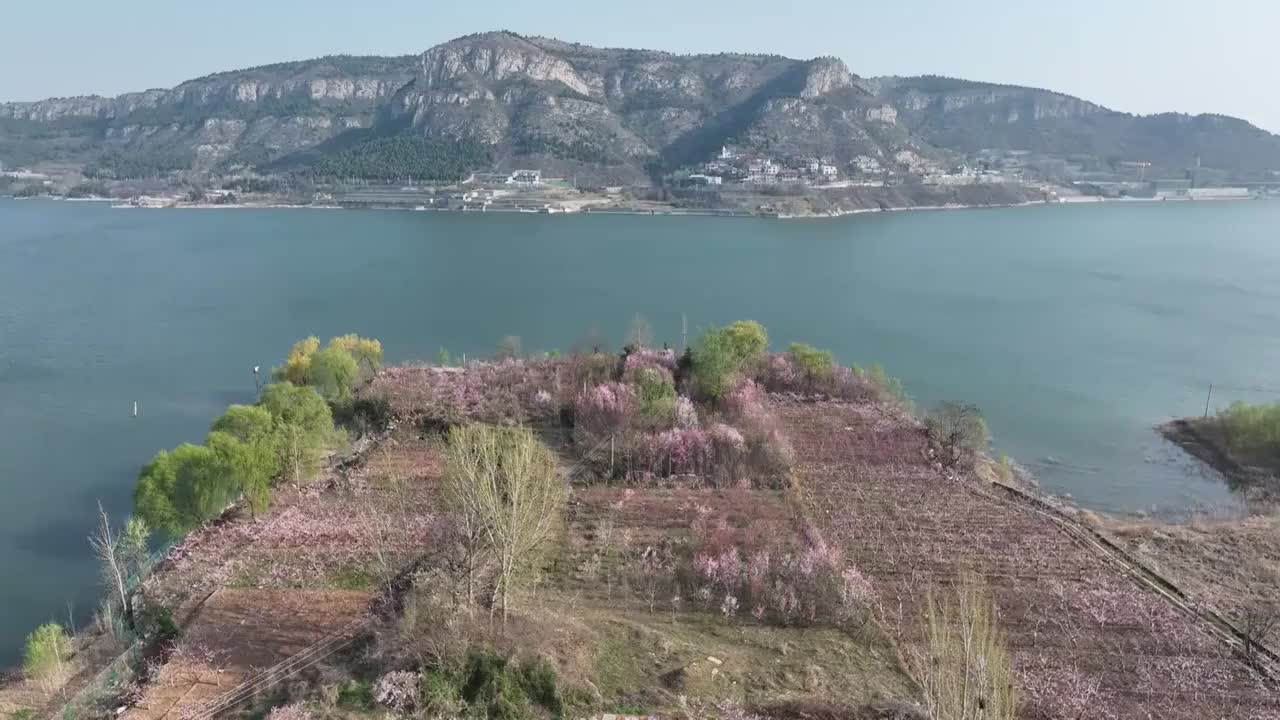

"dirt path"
[774,397,1278,719]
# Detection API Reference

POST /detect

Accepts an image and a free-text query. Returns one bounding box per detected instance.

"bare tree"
[88,502,133,631]
[626,313,654,349]
[926,403,990,468]
[442,425,567,626]
[918,573,1018,720]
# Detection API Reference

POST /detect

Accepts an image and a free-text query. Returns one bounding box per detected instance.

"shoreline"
[1157,417,1279,503]
[83,193,1273,220]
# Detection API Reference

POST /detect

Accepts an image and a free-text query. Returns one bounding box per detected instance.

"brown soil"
[123,589,372,720]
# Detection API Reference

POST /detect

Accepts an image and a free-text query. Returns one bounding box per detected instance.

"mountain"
[875,76,1280,176]
[3,31,1279,184]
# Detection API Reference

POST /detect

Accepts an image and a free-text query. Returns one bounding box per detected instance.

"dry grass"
[1099,512,1280,627]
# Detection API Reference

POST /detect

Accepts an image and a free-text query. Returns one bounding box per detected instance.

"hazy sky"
[3,0,1277,132]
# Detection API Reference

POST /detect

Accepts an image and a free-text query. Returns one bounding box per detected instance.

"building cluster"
[680,146,847,188]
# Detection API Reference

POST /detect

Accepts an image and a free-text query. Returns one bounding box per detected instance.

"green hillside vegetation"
[311,136,494,181]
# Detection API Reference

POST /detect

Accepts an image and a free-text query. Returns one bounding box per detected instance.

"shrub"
[420,670,465,716]
[865,363,911,409]
[574,383,635,439]
[336,679,374,710]
[1219,400,1280,454]
[459,651,565,719]
[264,703,312,720]
[689,515,871,627]
[639,427,712,477]
[22,623,71,690]
[372,670,419,713]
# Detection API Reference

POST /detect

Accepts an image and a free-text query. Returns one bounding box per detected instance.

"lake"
[2,197,1279,664]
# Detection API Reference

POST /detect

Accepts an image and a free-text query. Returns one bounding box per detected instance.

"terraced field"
[776,397,1280,719]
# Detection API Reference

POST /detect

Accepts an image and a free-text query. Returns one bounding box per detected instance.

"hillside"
[3,31,1280,184]
[875,75,1280,177]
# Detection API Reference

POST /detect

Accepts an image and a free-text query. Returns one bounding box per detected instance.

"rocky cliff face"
[3,35,1279,181]
[873,75,1280,174]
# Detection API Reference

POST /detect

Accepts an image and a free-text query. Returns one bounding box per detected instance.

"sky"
[2,0,1277,133]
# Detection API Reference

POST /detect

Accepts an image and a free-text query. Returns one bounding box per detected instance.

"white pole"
[132,401,138,417]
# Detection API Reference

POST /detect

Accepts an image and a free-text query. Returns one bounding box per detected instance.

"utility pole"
[1203,383,1214,418]
[681,313,688,352]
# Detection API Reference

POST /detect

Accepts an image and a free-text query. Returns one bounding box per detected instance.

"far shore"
[8,192,1272,220]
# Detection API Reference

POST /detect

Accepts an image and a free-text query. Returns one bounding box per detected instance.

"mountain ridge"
[2,31,1278,184]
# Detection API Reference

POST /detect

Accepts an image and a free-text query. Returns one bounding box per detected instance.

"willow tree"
[259,382,335,483]
[442,425,566,625]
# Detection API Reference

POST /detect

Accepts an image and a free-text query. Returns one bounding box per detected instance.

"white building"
[747,159,781,183]
[853,155,883,174]
[506,170,542,186]
[819,164,839,180]
[687,174,723,186]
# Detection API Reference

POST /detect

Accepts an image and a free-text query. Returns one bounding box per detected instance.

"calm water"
[2,198,1279,663]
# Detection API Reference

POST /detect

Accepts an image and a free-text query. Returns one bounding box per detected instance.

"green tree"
[272,335,382,399]
[260,382,335,483]
[274,336,320,385]
[170,443,237,529]
[134,449,183,535]
[721,320,769,363]
[788,343,835,387]
[634,367,677,428]
[211,404,276,443]
[692,321,769,401]
[328,334,384,375]
[22,623,71,691]
[309,345,361,403]
[208,431,276,520]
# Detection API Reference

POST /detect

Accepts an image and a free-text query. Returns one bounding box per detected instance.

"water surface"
[2,198,1279,664]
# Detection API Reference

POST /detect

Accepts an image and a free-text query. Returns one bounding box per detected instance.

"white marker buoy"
[133,401,138,418]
